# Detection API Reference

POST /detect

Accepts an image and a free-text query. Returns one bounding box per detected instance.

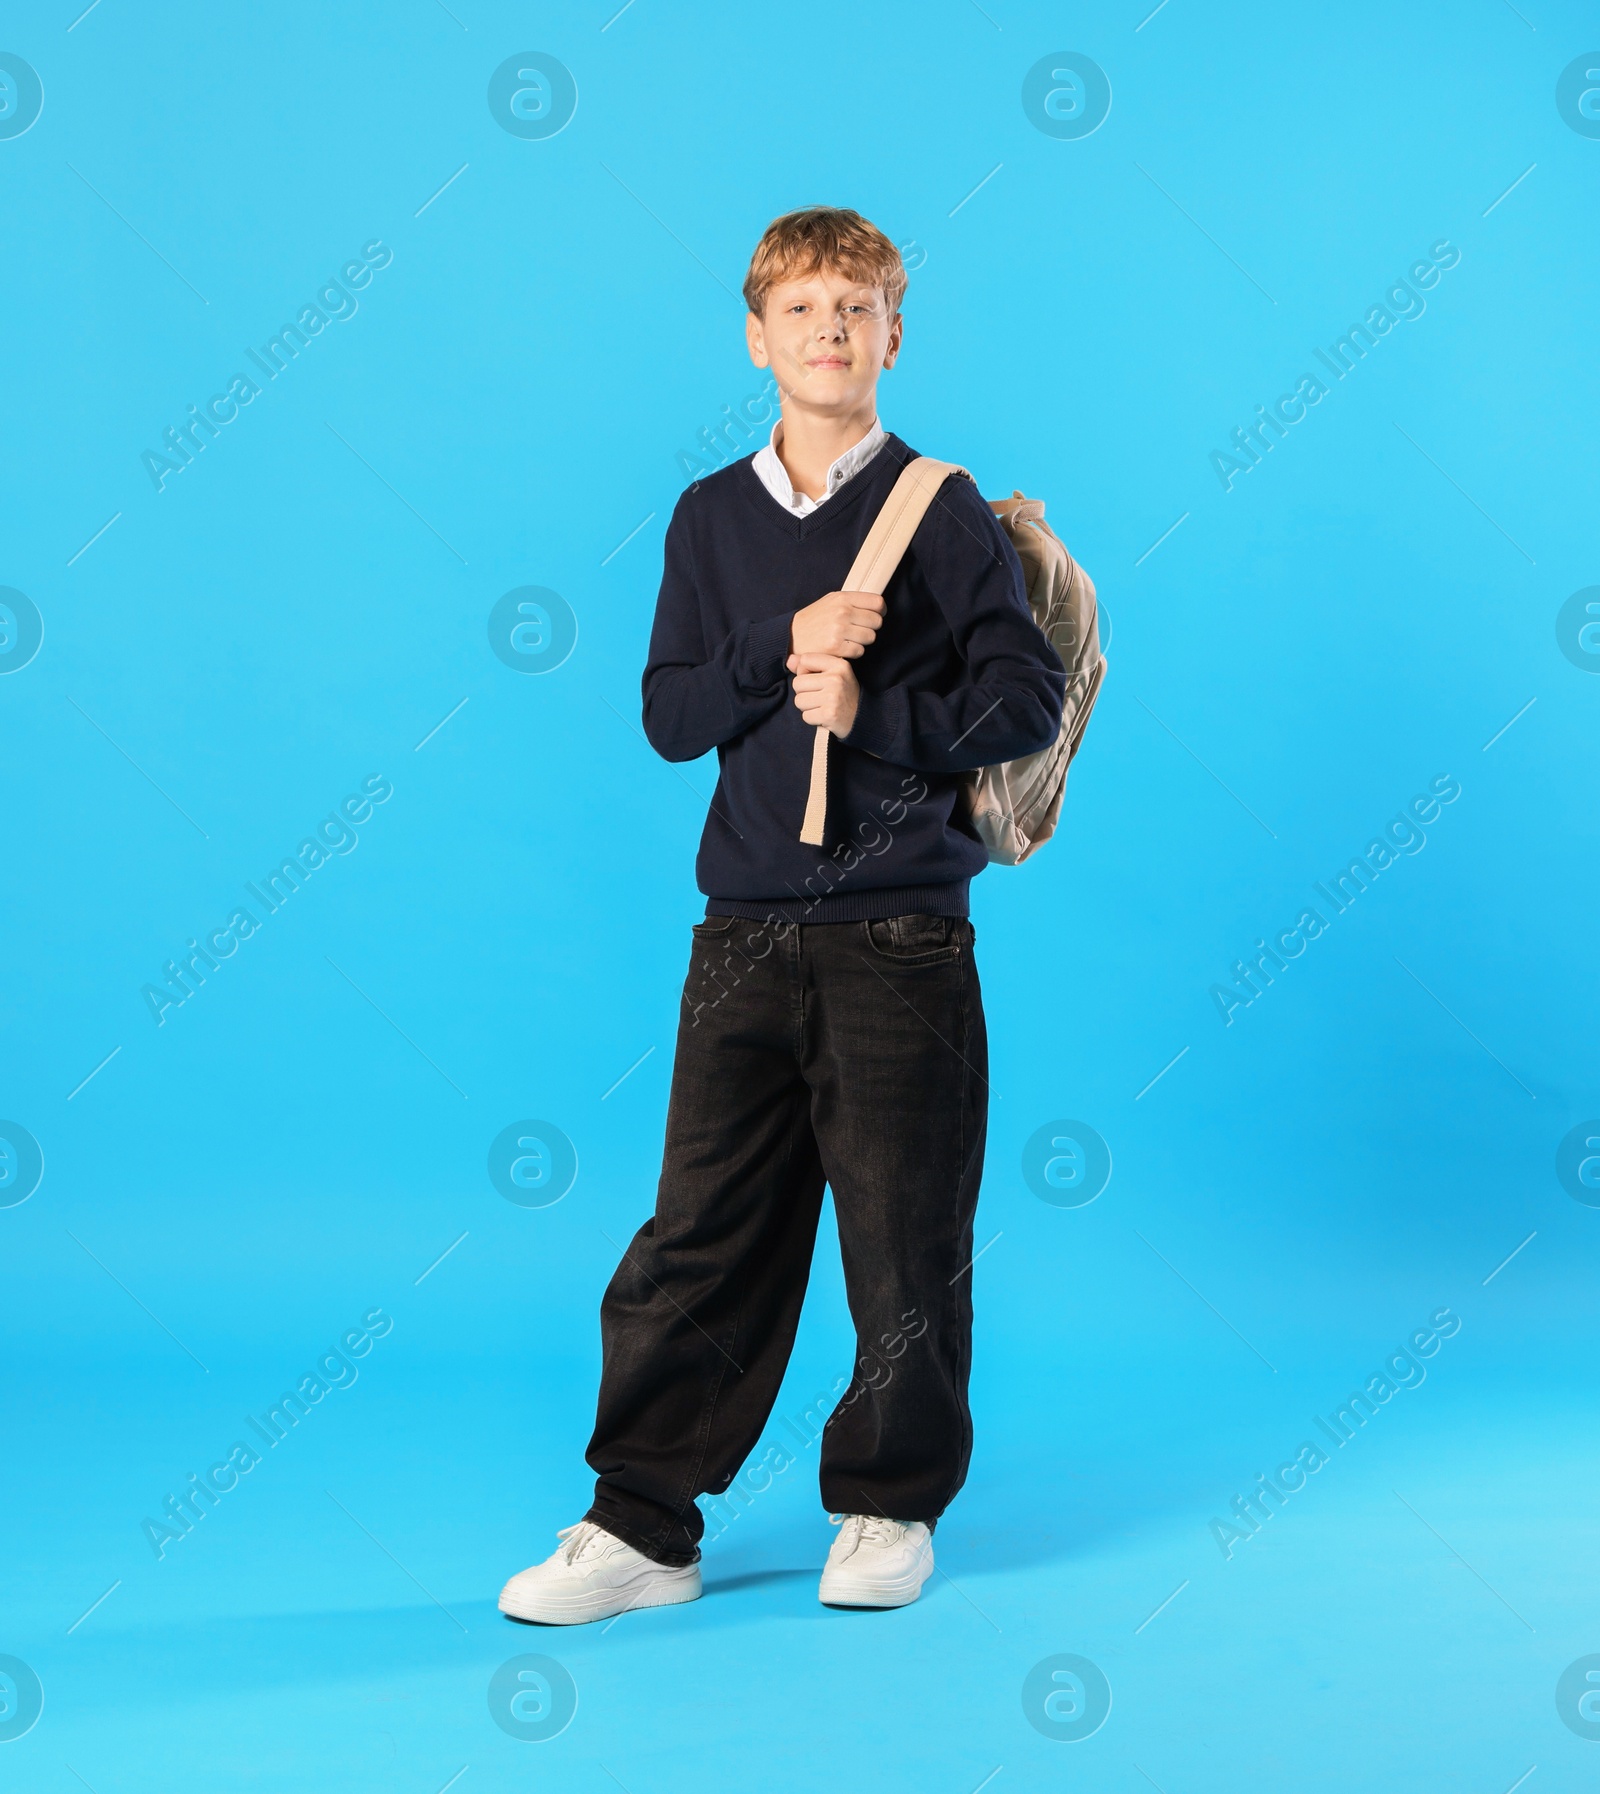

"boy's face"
[746,264,902,418]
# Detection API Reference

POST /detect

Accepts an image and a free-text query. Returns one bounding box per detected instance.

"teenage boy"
[500,206,1066,1623]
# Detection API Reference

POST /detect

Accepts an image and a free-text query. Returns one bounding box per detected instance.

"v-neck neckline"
[733,432,914,543]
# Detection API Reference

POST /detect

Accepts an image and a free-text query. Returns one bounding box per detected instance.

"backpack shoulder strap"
[839,456,970,594]
[798,456,970,846]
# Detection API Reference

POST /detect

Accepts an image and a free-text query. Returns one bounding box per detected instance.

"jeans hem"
[582,1504,701,1570]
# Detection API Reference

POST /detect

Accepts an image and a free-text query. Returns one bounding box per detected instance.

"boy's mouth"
[807,354,849,369]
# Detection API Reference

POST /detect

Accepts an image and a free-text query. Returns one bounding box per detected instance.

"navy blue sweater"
[641,433,1067,922]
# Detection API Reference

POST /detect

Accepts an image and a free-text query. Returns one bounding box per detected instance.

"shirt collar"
[752,416,887,515]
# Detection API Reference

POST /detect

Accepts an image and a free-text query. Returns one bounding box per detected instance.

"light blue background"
[2,2,1598,1789]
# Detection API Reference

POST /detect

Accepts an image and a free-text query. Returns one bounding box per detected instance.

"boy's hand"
[787,652,860,738]
[789,590,885,660]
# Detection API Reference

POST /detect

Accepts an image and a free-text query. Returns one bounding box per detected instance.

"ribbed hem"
[841,687,900,761]
[705,880,970,925]
[739,610,794,689]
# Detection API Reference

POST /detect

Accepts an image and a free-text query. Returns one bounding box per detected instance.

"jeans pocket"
[691,915,739,938]
[863,914,962,964]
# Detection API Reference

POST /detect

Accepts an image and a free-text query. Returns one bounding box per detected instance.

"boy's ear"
[745,306,770,369]
[882,311,903,370]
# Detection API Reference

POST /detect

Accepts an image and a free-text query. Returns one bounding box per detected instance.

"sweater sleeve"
[640,491,794,763]
[843,475,1068,773]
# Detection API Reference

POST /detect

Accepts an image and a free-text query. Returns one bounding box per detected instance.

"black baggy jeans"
[583,911,989,1567]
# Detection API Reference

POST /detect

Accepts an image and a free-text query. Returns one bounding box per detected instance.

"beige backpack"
[798,456,1105,865]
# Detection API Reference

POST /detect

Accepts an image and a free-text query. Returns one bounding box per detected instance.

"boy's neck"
[773,400,881,501]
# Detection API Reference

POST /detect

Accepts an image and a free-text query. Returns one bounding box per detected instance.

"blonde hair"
[742,206,906,319]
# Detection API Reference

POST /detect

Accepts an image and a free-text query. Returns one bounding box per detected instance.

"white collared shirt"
[751,416,888,518]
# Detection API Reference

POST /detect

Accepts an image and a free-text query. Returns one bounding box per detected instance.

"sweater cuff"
[842,687,899,761]
[737,611,794,691]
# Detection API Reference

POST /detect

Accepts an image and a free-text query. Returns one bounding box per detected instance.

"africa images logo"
[141,241,394,493]
[1212,775,1460,1025]
[1211,242,1462,492]
[0,54,44,141]
[142,775,392,1025]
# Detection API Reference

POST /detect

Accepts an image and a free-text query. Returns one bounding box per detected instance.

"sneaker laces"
[829,1512,905,1556]
[554,1521,613,1565]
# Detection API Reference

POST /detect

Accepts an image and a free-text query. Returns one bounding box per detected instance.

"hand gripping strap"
[797,457,969,846]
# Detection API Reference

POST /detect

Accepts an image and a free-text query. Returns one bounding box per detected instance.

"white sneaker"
[818,1513,934,1608]
[498,1521,702,1626]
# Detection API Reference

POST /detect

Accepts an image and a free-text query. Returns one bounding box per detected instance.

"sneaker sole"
[818,1547,933,1610]
[499,1565,702,1626]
